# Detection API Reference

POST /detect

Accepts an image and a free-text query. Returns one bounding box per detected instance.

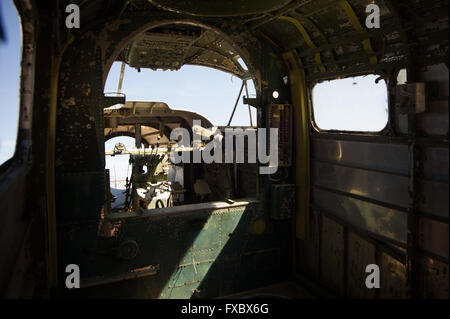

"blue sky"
[103,62,257,127]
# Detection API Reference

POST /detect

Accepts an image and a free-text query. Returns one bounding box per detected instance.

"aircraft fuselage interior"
[0,0,448,300]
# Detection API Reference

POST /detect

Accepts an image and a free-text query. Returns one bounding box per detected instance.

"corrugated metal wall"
[298,63,449,299]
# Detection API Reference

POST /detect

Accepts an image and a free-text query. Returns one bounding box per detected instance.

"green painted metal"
[61,201,291,298]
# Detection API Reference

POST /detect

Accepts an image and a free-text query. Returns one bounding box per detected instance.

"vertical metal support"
[135,124,142,149]
[405,64,419,301]
[282,51,310,240]
[95,50,107,166]
[384,0,418,298]
[343,224,348,297]
[227,80,245,126]
[117,61,126,95]
[104,169,111,216]
[244,80,253,126]
[406,105,421,298]
[159,121,165,139]
[0,3,4,42]
[406,121,419,299]
[46,34,74,294]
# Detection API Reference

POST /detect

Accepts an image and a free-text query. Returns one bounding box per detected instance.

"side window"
[311,74,389,132]
[0,0,21,165]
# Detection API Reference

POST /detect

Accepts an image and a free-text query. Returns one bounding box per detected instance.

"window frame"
[308,73,391,135]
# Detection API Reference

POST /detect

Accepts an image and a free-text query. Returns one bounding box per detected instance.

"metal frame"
[308,73,391,135]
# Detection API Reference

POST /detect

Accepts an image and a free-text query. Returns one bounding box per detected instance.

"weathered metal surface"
[61,201,291,298]
[418,180,449,219]
[269,104,293,166]
[1,0,448,299]
[104,101,213,128]
[236,163,258,198]
[423,147,449,182]
[346,233,376,299]
[419,255,449,298]
[298,207,410,299]
[297,209,321,281]
[312,161,410,208]
[308,58,448,299]
[320,216,345,296]
[395,83,427,115]
[270,184,295,220]
[148,0,292,17]
[417,100,449,136]
[311,138,410,175]
[419,218,449,260]
[56,172,105,221]
[105,125,170,148]
[50,5,291,298]
[379,251,407,299]
[312,187,407,244]
[417,63,449,136]
[123,28,248,77]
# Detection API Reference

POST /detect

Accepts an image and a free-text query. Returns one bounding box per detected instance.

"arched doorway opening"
[102,22,260,213]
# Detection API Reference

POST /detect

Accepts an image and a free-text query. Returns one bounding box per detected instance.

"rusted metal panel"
[417,63,449,135]
[395,83,427,114]
[423,147,449,182]
[297,209,320,281]
[418,180,449,219]
[56,171,106,220]
[418,63,449,96]
[61,199,293,298]
[312,161,409,208]
[420,255,449,299]
[269,104,293,166]
[346,232,376,299]
[320,216,345,296]
[419,218,449,260]
[312,187,407,244]
[379,251,407,299]
[417,100,449,136]
[270,184,295,220]
[149,0,292,17]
